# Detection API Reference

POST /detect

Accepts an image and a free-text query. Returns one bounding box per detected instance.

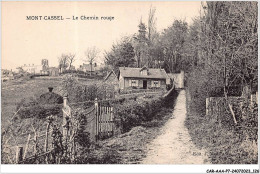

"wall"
[122,77,166,89]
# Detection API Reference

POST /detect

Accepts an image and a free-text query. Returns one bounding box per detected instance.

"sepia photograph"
[1,0,258,173]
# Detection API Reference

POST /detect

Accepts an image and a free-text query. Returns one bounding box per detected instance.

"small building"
[77,63,104,75]
[118,67,168,90]
[20,59,49,75]
[48,67,59,76]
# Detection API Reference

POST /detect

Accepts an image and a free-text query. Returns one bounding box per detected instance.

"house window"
[152,80,160,87]
[130,80,138,87]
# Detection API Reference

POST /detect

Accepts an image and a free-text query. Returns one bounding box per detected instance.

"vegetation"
[114,88,177,133]
[105,36,136,72]
[58,53,76,73]
[60,75,114,104]
[184,1,258,164]
[84,47,100,76]
[185,91,258,164]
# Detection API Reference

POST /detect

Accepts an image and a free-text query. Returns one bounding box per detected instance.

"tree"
[148,6,157,44]
[67,53,76,70]
[105,37,135,71]
[161,20,188,73]
[84,47,100,76]
[185,1,258,124]
[58,54,69,73]
[133,19,149,67]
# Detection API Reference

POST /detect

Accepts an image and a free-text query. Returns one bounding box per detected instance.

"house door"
[143,80,147,89]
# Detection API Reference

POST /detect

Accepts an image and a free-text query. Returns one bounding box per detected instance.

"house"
[167,70,184,89]
[48,67,59,76]
[20,59,49,75]
[77,63,96,72]
[118,67,168,90]
[78,63,104,75]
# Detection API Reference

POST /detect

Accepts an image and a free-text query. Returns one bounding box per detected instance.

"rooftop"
[119,67,168,79]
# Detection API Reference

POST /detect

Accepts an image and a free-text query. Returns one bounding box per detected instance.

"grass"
[1,78,63,129]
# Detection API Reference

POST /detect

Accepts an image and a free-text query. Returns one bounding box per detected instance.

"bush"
[61,75,115,104]
[18,104,62,119]
[114,88,177,133]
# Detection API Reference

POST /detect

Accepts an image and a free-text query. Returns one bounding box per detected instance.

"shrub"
[114,88,177,133]
[61,75,115,104]
[18,104,62,119]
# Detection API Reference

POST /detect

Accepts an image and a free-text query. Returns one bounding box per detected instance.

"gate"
[94,99,115,140]
[81,98,115,142]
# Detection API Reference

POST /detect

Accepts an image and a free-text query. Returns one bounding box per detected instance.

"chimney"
[48,87,53,92]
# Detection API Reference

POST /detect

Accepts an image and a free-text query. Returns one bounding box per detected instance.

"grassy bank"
[185,90,258,164]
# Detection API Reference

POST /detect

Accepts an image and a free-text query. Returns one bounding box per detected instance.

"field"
[1,78,62,129]
[1,77,101,131]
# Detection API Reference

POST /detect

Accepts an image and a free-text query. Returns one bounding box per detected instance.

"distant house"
[48,67,59,76]
[78,63,104,75]
[77,63,95,72]
[118,67,169,90]
[21,59,49,75]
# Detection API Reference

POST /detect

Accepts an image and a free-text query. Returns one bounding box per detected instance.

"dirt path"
[141,90,210,164]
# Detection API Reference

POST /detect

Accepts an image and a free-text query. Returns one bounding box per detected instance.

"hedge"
[114,88,178,133]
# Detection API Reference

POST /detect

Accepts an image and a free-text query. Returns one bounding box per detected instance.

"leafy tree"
[104,37,136,71]
[186,1,258,124]
[133,20,149,68]
[161,20,188,73]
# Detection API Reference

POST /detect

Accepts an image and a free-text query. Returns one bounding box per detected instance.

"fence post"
[256,92,258,104]
[94,98,99,141]
[23,134,31,160]
[250,94,254,109]
[63,95,68,107]
[16,146,23,164]
[206,98,209,115]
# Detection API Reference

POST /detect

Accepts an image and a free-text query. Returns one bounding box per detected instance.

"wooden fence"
[206,93,258,116]
[71,98,115,142]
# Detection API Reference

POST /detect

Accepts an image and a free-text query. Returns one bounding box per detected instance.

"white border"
[1,0,259,173]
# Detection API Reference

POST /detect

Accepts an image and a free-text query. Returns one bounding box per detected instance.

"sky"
[2,1,202,70]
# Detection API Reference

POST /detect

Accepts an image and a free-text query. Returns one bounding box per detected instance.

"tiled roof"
[119,67,168,79]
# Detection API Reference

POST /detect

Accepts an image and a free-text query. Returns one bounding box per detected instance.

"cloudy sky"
[2,1,202,70]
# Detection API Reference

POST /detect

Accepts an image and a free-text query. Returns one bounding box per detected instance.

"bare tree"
[148,6,157,43]
[67,53,76,70]
[58,54,69,73]
[84,47,100,76]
